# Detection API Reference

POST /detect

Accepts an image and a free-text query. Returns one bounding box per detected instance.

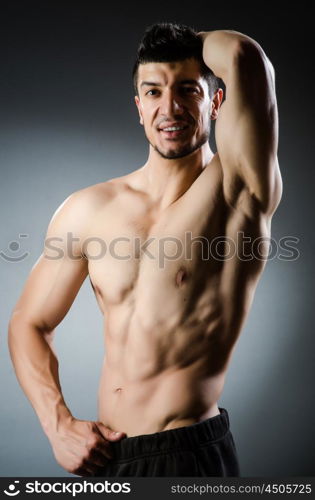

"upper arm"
[215,40,282,215]
[9,191,91,332]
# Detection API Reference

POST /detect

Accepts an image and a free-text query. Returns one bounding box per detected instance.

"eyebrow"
[140,81,161,88]
[178,79,201,86]
[140,79,201,89]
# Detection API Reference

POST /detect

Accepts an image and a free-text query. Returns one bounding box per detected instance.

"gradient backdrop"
[1,1,314,477]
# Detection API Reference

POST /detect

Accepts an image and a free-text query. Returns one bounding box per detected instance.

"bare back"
[84,153,269,436]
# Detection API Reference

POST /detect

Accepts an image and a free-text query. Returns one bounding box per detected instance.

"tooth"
[163,126,184,131]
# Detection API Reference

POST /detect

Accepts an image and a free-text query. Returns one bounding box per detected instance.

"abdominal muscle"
[97,317,227,437]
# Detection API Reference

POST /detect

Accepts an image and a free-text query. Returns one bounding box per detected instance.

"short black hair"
[132,22,220,98]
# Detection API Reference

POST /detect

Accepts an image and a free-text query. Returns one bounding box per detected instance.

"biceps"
[11,253,89,331]
[215,46,280,211]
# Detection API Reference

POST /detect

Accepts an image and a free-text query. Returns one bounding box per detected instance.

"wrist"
[42,404,74,438]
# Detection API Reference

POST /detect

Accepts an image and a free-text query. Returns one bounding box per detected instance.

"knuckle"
[82,451,91,462]
[77,457,86,468]
[89,436,99,448]
[71,465,82,474]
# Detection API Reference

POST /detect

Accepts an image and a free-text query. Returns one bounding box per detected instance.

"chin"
[158,149,194,160]
[157,141,201,160]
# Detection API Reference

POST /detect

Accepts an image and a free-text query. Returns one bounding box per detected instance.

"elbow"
[8,313,26,352]
[8,312,55,341]
[8,313,20,340]
[7,316,21,357]
[8,310,26,334]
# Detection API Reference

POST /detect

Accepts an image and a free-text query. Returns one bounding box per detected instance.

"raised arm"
[199,29,282,216]
[8,190,125,476]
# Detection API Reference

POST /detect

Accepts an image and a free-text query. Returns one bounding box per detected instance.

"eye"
[146,89,159,96]
[182,87,199,94]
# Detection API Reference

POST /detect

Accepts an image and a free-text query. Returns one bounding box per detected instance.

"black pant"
[98,407,240,477]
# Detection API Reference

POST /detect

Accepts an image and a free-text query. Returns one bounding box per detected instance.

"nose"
[160,89,184,116]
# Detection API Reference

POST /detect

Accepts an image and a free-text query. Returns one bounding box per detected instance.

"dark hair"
[132,22,220,98]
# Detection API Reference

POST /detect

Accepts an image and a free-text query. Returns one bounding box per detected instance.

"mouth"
[158,124,190,139]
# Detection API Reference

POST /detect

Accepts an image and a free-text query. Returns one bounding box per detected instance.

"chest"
[87,170,227,306]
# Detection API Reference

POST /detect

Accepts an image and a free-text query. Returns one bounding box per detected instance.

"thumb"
[95,422,126,441]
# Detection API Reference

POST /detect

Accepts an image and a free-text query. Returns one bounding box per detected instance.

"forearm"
[8,316,72,437]
[199,29,261,82]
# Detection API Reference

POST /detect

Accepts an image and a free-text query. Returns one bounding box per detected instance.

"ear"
[134,96,144,125]
[210,88,224,120]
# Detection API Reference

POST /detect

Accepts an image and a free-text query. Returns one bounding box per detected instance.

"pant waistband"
[110,407,230,461]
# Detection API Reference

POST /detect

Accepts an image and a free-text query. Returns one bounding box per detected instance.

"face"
[134,58,219,160]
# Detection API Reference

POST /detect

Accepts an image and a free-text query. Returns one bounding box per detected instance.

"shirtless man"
[8,23,282,477]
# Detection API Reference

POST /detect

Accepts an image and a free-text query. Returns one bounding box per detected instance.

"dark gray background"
[1,1,314,477]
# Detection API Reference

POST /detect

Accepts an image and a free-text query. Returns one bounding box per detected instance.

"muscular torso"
[84,154,270,436]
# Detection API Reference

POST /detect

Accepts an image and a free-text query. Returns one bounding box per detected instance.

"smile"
[158,125,189,138]
[162,126,187,131]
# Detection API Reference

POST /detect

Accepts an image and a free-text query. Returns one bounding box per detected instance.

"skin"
[8,30,282,476]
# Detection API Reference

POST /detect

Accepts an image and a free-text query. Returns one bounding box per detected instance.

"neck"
[140,143,214,210]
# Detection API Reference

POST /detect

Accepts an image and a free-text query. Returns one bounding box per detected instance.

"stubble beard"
[146,122,212,160]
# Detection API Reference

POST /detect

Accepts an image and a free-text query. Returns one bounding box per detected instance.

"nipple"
[175,267,187,287]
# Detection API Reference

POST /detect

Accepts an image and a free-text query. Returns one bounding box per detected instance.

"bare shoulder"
[52,177,130,220]
[45,179,126,241]
[44,178,132,258]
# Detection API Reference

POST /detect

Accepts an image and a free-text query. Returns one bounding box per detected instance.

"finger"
[95,422,126,441]
[107,432,126,441]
